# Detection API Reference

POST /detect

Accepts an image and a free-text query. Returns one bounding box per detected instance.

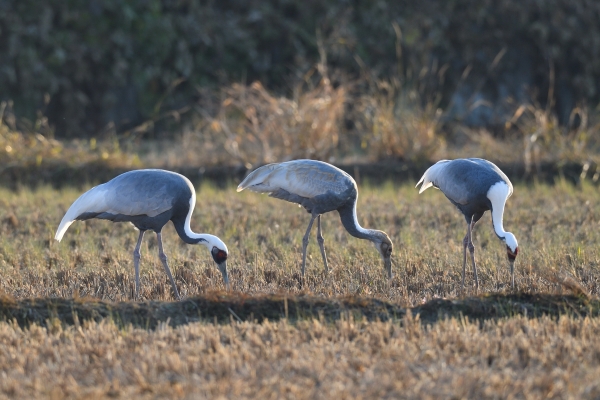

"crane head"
[507,246,518,261]
[371,231,393,279]
[211,246,229,290]
[503,232,518,262]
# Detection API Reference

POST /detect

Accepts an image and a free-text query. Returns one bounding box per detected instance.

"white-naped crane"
[416,158,519,290]
[55,169,229,300]
[237,159,393,278]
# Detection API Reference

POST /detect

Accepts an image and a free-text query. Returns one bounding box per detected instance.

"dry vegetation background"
[2,72,600,182]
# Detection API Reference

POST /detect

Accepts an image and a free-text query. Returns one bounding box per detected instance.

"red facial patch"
[507,246,518,260]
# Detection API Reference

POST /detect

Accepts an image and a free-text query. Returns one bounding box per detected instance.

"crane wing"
[416,160,470,205]
[102,176,174,216]
[55,171,175,241]
[237,160,354,199]
[417,158,513,205]
[472,158,513,198]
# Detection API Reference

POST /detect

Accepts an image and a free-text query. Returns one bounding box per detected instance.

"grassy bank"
[0,293,597,330]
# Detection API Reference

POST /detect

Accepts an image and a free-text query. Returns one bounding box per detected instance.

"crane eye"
[506,246,518,260]
[211,247,228,263]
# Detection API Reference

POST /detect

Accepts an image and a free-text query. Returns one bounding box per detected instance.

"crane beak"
[506,246,517,289]
[508,259,515,290]
[217,261,230,290]
[382,254,392,279]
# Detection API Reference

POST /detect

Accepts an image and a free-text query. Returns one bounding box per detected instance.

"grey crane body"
[237,160,393,278]
[430,159,508,225]
[269,185,355,215]
[270,185,369,239]
[55,169,229,300]
[73,170,200,242]
[416,158,518,290]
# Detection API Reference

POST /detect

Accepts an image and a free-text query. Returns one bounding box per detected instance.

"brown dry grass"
[0,180,599,303]
[6,77,600,174]
[0,180,599,397]
[1,315,599,399]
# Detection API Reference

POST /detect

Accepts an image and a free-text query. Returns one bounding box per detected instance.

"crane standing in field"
[55,169,229,300]
[416,158,519,290]
[237,159,393,278]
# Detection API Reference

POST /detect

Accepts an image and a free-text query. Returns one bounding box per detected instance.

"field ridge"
[0,292,597,329]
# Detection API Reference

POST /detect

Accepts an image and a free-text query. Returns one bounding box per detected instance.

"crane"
[416,158,519,290]
[237,159,393,278]
[55,169,229,300]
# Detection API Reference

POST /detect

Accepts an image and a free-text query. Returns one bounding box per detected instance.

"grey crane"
[416,158,519,290]
[237,159,393,278]
[55,169,229,300]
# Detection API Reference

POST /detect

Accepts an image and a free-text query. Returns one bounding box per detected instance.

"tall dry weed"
[354,80,444,162]
[208,78,346,166]
[507,103,600,174]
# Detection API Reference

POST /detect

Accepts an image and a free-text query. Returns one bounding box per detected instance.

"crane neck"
[338,202,379,242]
[491,204,508,239]
[171,196,210,246]
[172,217,210,245]
[487,181,510,240]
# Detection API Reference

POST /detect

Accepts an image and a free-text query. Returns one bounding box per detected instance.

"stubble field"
[0,178,599,398]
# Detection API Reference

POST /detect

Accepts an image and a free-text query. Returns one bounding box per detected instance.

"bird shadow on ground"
[0,292,597,330]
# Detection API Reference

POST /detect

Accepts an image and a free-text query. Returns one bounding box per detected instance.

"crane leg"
[467,220,479,291]
[510,260,515,290]
[156,232,181,300]
[461,232,468,292]
[301,215,317,277]
[133,230,145,299]
[316,215,329,273]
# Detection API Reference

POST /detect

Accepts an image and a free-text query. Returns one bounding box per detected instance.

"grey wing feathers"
[416,158,511,204]
[473,158,513,197]
[416,160,470,204]
[105,174,173,217]
[55,170,183,241]
[237,159,354,199]
[236,163,279,193]
[55,184,107,241]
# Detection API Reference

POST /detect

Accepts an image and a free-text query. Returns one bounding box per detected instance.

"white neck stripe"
[184,186,229,252]
[487,181,509,237]
[184,189,198,239]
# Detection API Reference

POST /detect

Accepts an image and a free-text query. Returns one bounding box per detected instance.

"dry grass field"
[2,315,600,399]
[0,179,599,398]
[1,179,598,302]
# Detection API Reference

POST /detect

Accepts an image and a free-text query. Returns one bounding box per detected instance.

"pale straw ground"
[0,181,598,398]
